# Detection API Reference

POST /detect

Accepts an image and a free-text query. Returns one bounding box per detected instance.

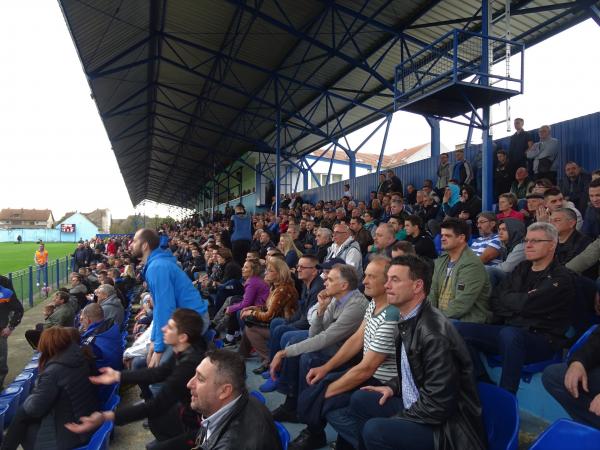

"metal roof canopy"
[59,0,599,208]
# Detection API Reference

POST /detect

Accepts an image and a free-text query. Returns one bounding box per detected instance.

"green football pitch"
[0,242,77,276]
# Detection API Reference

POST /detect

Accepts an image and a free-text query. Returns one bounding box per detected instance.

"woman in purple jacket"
[219,259,270,345]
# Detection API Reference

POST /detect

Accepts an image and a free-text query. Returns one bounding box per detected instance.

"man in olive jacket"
[429,218,491,324]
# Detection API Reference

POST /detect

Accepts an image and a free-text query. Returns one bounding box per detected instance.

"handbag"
[243,315,270,328]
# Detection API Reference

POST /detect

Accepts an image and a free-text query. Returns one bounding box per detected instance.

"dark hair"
[138,229,160,251]
[440,217,471,241]
[299,254,319,266]
[543,187,562,198]
[216,247,233,261]
[54,291,70,304]
[390,255,432,296]
[391,240,416,255]
[405,215,423,229]
[364,210,375,218]
[590,178,600,188]
[205,350,247,396]
[38,327,75,371]
[496,150,507,157]
[171,308,206,348]
[350,217,365,225]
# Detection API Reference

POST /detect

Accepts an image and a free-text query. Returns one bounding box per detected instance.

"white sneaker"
[36,283,40,287]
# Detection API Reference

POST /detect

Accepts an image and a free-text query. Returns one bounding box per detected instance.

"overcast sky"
[1,2,598,219]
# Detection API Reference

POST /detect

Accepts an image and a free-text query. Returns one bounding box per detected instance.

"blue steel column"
[481,0,494,210]
[275,81,281,215]
[346,149,356,181]
[428,117,440,158]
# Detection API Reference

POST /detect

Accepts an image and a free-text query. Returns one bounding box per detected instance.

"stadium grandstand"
[1,1,599,449]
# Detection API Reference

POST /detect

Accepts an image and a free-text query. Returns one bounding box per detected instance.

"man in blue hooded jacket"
[79,302,123,370]
[131,228,209,368]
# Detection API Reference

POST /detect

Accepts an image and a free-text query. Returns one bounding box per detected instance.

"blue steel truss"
[58,0,600,212]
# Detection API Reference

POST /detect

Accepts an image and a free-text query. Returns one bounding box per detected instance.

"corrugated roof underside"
[58,0,597,207]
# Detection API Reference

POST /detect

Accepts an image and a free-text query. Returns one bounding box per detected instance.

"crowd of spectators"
[5,118,600,449]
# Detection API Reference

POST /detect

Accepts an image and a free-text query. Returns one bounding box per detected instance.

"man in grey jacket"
[268,264,368,447]
[96,284,125,330]
[527,125,560,184]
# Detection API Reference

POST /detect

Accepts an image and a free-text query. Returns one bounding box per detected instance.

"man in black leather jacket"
[338,255,486,450]
[187,350,281,450]
[454,222,575,394]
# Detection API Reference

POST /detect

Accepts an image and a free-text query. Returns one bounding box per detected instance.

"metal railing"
[6,256,74,309]
[394,29,525,109]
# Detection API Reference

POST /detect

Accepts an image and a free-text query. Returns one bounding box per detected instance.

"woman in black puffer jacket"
[1,327,99,450]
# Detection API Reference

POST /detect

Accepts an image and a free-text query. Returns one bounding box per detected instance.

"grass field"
[0,242,77,276]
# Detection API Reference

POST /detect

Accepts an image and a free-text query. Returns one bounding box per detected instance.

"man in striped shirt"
[294,256,398,449]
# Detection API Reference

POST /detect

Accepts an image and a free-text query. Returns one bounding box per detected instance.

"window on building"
[316,173,342,185]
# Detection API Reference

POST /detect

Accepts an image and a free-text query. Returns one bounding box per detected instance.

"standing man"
[435,153,451,194]
[527,125,560,184]
[131,228,209,368]
[34,243,49,288]
[230,204,253,266]
[449,148,474,187]
[0,275,24,389]
[582,178,600,239]
[386,169,403,194]
[508,117,533,175]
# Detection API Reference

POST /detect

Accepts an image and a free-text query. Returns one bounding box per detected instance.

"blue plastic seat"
[0,386,24,428]
[104,394,120,412]
[486,351,563,383]
[0,404,8,442]
[566,324,598,361]
[204,328,217,343]
[97,383,119,410]
[477,383,519,450]
[250,390,266,404]
[275,421,290,450]
[529,418,600,449]
[11,371,34,403]
[73,419,114,450]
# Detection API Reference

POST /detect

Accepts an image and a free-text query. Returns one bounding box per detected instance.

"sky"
[1,2,598,220]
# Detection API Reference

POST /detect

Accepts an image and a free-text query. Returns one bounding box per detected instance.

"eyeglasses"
[296,265,317,270]
[523,239,553,245]
[476,220,490,225]
[333,230,349,235]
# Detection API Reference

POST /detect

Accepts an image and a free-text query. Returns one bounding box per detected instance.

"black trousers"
[231,239,251,267]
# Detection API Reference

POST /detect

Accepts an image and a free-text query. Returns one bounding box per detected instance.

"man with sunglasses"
[454,222,575,393]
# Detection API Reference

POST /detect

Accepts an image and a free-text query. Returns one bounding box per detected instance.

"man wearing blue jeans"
[335,255,486,450]
[454,222,574,393]
[268,264,368,450]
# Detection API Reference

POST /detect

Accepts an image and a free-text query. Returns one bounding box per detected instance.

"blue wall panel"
[298,111,600,204]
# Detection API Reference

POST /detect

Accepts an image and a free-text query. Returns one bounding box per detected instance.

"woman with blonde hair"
[238,258,298,373]
[278,233,303,269]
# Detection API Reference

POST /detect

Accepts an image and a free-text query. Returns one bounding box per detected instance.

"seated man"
[470,212,502,266]
[66,308,207,449]
[296,257,398,450]
[95,284,125,330]
[543,326,600,428]
[551,208,592,269]
[326,223,363,277]
[315,227,333,263]
[332,255,487,450]
[25,291,75,349]
[455,222,575,393]
[372,223,397,258]
[269,265,368,437]
[429,218,491,324]
[79,303,123,370]
[404,215,436,260]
